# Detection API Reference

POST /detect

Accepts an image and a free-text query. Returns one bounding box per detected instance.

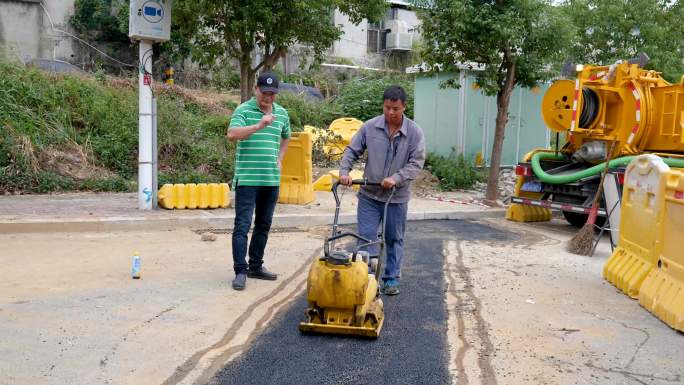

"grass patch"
[0,62,235,193]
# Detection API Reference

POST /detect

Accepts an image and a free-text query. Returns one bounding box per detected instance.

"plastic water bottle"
[131,251,141,279]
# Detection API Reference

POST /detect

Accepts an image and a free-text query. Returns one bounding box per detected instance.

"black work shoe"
[247,266,278,281]
[232,273,247,290]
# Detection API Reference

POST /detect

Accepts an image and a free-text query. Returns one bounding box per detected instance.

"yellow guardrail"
[603,154,669,298]
[639,168,684,331]
[158,183,230,209]
[279,132,315,205]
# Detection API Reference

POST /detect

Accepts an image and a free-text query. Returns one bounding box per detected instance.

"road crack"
[99,304,179,369]
[445,240,498,385]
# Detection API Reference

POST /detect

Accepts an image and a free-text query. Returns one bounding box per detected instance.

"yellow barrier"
[313,170,364,192]
[639,168,684,331]
[304,118,363,160]
[506,149,552,223]
[330,117,363,143]
[603,155,669,298]
[158,183,230,209]
[279,132,315,205]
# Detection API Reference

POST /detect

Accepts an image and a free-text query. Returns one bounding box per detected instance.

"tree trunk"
[484,52,517,205]
[239,61,255,103]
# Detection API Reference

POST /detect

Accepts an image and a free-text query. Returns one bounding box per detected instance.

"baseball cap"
[256,72,279,93]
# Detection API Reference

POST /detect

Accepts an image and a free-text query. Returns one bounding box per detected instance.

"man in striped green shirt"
[227,72,290,291]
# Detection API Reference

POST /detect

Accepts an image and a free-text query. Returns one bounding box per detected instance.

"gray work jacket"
[339,115,426,203]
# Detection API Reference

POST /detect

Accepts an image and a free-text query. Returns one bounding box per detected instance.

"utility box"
[128,0,172,42]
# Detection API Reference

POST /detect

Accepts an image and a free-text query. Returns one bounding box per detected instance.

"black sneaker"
[247,266,278,281]
[232,272,247,290]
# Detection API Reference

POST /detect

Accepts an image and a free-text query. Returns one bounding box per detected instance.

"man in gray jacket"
[339,85,426,295]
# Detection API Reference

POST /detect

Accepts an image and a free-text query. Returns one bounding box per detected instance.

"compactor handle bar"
[328,180,395,280]
[332,179,379,206]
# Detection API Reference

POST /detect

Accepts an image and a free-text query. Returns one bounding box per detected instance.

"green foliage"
[418,0,573,94]
[275,93,342,131]
[337,76,414,122]
[173,0,388,101]
[210,66,241,91]
[281,68,343,98]
[71,0,129,43]
[562,0,684,82]
[0,62,235,193]
[425,152,485,190]
[418,0,572,201]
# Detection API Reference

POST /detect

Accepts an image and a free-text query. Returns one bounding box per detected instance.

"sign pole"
[138,39,154,210]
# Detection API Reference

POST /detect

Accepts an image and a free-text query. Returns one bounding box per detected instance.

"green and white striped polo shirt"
[229,98,291,187]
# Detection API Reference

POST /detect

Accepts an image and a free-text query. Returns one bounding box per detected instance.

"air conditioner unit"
[384,19,412,51]
[386,32,412,51]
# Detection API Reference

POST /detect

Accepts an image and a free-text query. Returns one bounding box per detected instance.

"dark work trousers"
[232,185,280,274]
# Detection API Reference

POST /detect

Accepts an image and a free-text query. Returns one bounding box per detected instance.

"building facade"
[328,1,419,69]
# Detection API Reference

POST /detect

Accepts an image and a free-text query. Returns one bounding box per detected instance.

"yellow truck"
[507,57,684,226]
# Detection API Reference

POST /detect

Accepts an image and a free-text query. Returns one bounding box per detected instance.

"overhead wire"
[39,2,136,69]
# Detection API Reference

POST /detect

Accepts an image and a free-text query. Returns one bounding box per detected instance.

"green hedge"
[425,152,485,190]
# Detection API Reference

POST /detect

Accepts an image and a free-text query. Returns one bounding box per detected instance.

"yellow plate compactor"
[299,180,394,338]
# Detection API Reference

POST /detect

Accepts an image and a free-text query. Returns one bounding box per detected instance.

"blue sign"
[142,1,164,23]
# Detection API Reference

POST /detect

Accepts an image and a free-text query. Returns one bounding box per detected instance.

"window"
[367,22,382,53]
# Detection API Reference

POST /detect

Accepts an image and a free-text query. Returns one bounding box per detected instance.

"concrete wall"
[331,10,381,68]
[0,0,77,64]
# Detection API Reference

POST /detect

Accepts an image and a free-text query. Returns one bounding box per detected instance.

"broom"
[567,141,616,255]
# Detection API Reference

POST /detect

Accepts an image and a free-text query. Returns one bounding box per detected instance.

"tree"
[174,0,387,102]
[417,0,573,205]
[562,0,684,82]
[70,0,129,43]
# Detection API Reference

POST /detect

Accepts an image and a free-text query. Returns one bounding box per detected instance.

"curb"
[0,209,507,234]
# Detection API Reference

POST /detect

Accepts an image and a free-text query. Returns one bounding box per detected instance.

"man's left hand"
[381,177,396,189]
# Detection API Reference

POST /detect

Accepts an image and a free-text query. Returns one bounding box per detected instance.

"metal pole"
[138,40,154,210]
[152,97,158,209]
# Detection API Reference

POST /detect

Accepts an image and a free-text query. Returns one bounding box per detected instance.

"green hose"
[530,152,684,184]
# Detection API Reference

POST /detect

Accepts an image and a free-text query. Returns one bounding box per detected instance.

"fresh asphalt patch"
[211,220,517,385]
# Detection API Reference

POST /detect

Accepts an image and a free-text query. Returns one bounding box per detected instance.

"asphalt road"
[211,220,516,385]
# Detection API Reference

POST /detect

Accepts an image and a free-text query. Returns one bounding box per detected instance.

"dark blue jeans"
[356,193,408,281]
[232,185,279,274]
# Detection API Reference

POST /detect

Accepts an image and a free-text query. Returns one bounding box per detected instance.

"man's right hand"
[339,175,352,186]
[258,113,275,129]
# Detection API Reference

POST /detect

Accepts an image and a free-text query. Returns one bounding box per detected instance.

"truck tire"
[562,211,606,228]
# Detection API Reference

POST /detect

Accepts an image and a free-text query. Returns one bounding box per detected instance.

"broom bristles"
[567,222,595,255]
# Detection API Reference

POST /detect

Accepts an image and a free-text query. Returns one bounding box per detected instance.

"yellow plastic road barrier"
[279,132,315,205]
[158,183,230,209]
[324,117,363,159]
[312,170,364,192]
[303,118,363,160]
[639,168,684,331]
[506,149,552,223]
[603,155,669,298]
[330,117,363,143]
